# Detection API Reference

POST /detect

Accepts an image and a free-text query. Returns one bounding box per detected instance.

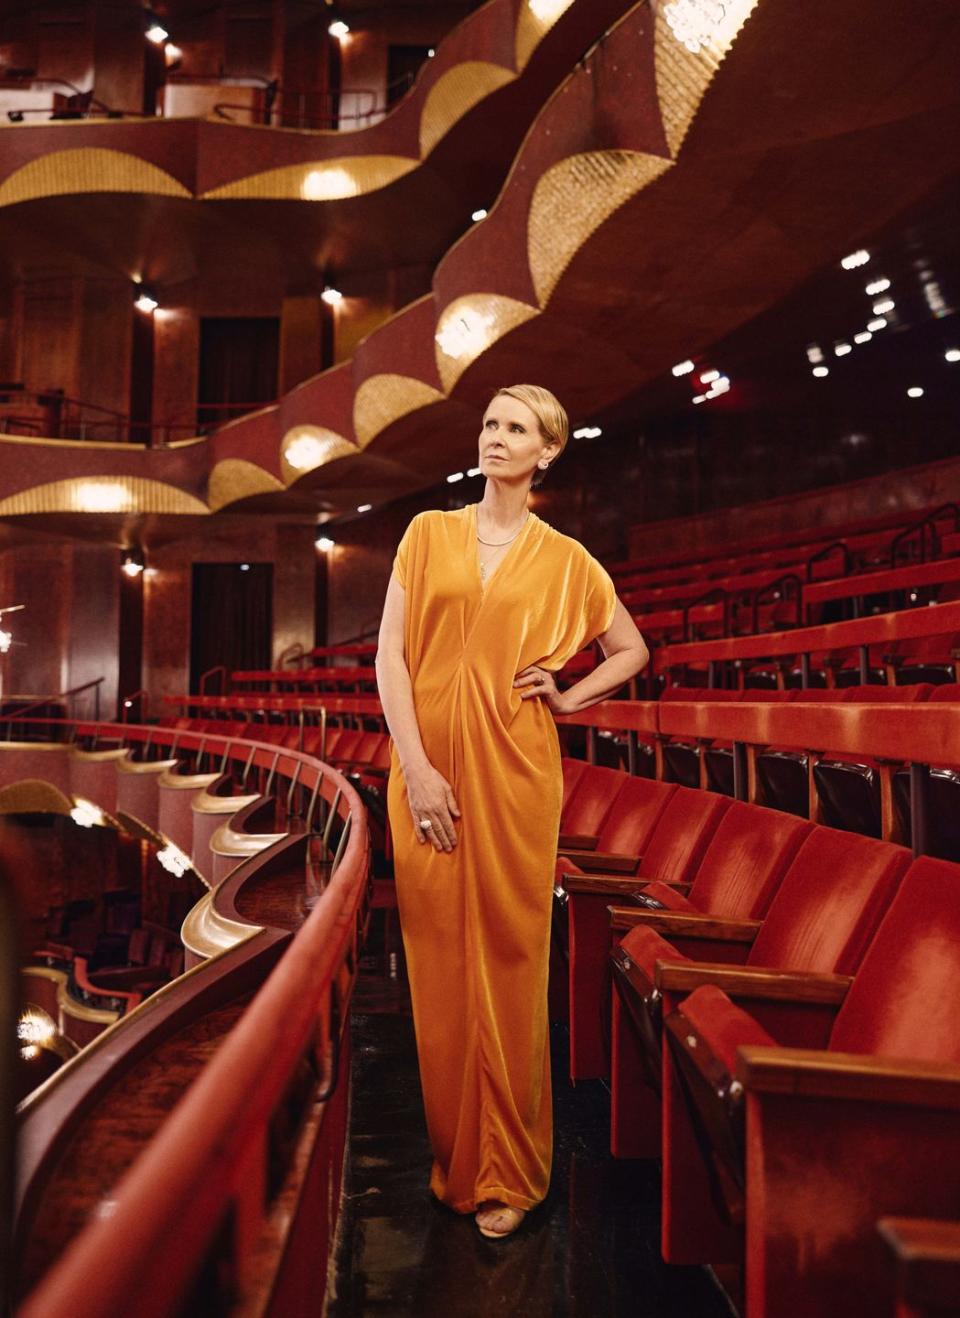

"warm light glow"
[471,208,488,222]
[865,278,890,296]
[286,434,329,470]
[134,292,158,313]
[18,1009,56,1046]
[356,503,372,513]
[907,387,924,398]
[692,395,706,404]
[315,536,335,552]
[446,472,465,483]
[164,43,183,65]
[867,317,888,332]
[328,19,349,39]
[76,482,129,513]
[321,287,343,305]
[700,369,720,384]
[704,375,730,398]
[841,249,870,270]
[70,798,106,829]
[435,308,495,360]
[812,366,829,378]
[923,280,948,318]
[529,0,573,21]
[872,298,895,315]
[854,331,873,344]
[945,348,960,363]
[121,556,144,577]
[302,167,355,201]
[671,359,695,377]
[806,345,824,364]
[0,629,11,654]
[663,0,729,54]
[145,23,169,44]
[157,842,191,877]
[834,343,852,357]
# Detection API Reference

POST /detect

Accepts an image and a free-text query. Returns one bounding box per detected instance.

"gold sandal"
[475,1203,526,1239]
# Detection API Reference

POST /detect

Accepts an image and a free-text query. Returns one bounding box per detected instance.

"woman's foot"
[475,1202,526,1239]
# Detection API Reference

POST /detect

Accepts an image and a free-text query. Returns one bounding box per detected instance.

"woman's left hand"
[514,665,567,714]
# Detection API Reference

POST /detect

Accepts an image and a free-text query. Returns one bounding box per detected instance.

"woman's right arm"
[375,576,460,852]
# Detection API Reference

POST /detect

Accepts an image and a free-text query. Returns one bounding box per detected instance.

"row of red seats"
[161,717,391,777]
[552,759,960,1316]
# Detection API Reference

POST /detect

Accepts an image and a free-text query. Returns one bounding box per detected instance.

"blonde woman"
[376,384,648,1238]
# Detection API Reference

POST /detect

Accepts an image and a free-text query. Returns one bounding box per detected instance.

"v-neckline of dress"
[472,503,536,595]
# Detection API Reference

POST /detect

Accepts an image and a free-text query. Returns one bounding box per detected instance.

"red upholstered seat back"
[686,802,812,918]
[596,777,676,854]
[660,687,744,702]
[748,827,910,974]
[830,857,960,1062]
[927,683,960,702]
[638,788,730,885]
[561,757,590,813]
[561,764,625,835]
[353,731,382,762]
[790,688,853,703]
[842,683,932,702]
[331,729,364,761]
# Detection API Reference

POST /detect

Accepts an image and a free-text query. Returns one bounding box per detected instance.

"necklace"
[477,510,529,581]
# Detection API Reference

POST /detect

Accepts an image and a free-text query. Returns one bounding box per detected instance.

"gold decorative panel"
[0,779,74,815]
[654,0,760,157]
[207,460,284,512]
[0,149,190,209]
[528,150,673,305]
[0,477,208,517]
[434,294,539,393]
[353,375,445,449]
[201,155,417,201]
[280,425,357,485]
[419,62,515,158]
[515,0,577,72]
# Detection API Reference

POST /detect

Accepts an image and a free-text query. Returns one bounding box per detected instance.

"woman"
[375,384,649,1239]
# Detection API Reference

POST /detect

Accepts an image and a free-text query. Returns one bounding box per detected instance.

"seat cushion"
[620,924,692,981]
[677,983,778,1073]
[637,880,699,912]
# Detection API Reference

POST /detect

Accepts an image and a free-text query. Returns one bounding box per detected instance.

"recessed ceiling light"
[671,360,695,377]
[446,472,465,483]
[471,208,487,222]
[853,331,873,344]
[945,348,960,363]
[907,387,924,398]
[872,298,895,315]
[700,369,720,384]
[841,249,870,270]
[865,278,890,296]
[806,345,824,364]
[867,317,888,332]
[812,366,830,378]
[834,343,852,356]
[356,504,372,513]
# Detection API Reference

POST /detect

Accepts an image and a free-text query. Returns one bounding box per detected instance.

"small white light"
[0,629,12,654]
[865,278,890,296]
[164,42,183,65]
[945,348,960,363]
[867,317,888,332]
[328,19,349,39]
[157,842,191,877]
[471,208,487,222]
[356,503,372,513]
[145,23,169,44]
[122,558,144,578]
[321,287,343,305]
[123,699,132,708]
[134,292,158,313]
[427,47,436,57]
[239,563,250,571]
[834,343,852,357]
[446,472,465,483]
[872,298,895,315]
[854,331,873,345]
[812,366,829,378]
[315,536,335,552]
[692,394,706,404]
[70,798,105,829]
[841,249,870,270]
[466,467,481,477]
[907,387,924,398]
[671,359,695,377]
[700,369,720,384]
[806,345,824,364]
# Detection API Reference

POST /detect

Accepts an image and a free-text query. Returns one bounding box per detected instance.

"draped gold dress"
[387,505,616,1212]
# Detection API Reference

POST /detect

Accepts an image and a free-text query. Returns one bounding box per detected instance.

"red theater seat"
[557,762,625,850]
[660,856,960,1316]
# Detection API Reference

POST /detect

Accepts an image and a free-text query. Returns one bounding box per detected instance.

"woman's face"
[478,395,557,484]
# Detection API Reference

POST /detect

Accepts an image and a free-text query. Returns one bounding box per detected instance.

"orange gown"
[386,504,616,1213]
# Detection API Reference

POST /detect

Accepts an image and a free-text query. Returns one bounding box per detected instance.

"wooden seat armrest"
[558,849,640,874]
[656,962,850,1000]
[563,874,646,897]
[736,1046,960,1109]
[878,1217,960,1310]
[608,908,761,942]
[558,832,597,851]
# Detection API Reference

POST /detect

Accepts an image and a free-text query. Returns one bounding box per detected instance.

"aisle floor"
[329,976,736,1318]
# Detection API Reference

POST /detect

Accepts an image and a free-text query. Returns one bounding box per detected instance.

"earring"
[537,459,550,470]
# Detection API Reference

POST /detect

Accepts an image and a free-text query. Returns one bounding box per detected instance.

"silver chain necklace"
[477,510,529,580]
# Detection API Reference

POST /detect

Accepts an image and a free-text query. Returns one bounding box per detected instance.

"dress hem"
[442,1185,544,1215]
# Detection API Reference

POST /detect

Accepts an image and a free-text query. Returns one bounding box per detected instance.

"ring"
[419,818,433,829]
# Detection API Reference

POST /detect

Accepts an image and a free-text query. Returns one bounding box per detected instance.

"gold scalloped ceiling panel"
[434,293,540,393]
[528,150,673,305]
[208,460,285,512]
[655,0,760,157]
[0,779,75,816]
[419,62,516,158]
[201,156,418,202]
[353,375,446,450]
[280,425,357,486]
[0,148,190,209]
[0,477,208,517]
[515,0,577,71]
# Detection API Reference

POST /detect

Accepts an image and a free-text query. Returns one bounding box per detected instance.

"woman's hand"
[513,665,568,715]
[404,760,461,852]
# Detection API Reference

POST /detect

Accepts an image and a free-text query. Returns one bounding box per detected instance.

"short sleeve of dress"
[579,551,617,648]
[392,514,422,589]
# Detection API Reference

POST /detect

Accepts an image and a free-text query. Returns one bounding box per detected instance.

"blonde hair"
[492,384,568,484]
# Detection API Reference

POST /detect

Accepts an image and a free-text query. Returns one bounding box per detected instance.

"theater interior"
[2,0,960,1314]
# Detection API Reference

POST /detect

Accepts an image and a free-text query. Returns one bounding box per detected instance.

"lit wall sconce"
[134,288,158,313]
[315,536,335,552]
[321,286,343,305]
[145,22,169,45]
[121,549,145,577]
[328,19,350,39]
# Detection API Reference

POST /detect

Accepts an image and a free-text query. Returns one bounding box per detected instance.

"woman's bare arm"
[514,599,649,714]
[375,576,460,851]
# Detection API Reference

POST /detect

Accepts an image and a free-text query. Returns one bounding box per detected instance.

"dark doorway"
[197,317,279,430]
[386,45,432,107]
[190,563,273,691]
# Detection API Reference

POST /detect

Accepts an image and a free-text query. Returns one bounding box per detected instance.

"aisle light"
[841,249,870,270]
[671,359,695,377]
